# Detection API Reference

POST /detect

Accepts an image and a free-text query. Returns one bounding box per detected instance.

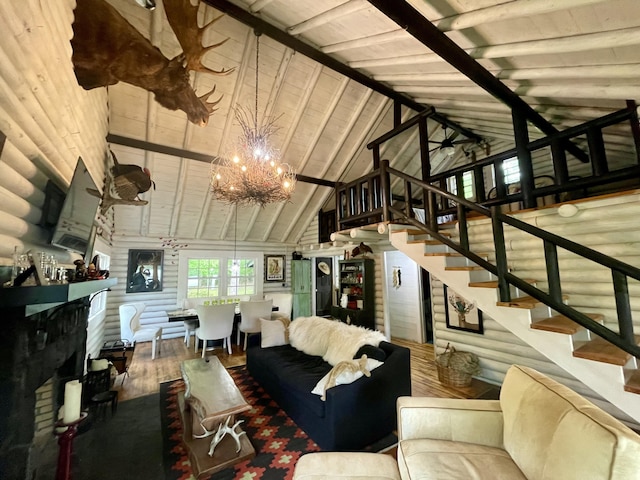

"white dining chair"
[180,299,198,348]
[264,292,293,319]
[119,303,162,360]
[238,299,273,350]
[195,304,236,357]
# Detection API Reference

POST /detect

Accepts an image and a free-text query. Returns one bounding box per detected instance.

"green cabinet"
[332,258,375,329]
[292,260,312,318]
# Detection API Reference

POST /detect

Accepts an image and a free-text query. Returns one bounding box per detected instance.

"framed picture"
[264,254,285,282]
[444,284,483,334]
[126,249,163,293]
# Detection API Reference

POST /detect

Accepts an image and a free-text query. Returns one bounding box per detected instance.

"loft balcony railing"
[334,103,640,358]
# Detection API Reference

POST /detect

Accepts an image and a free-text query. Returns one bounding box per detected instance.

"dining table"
[166,305,280,348]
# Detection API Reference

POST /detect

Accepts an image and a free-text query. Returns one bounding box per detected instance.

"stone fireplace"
[0,297,90,480]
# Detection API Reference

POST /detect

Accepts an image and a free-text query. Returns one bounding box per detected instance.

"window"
[187,258,220,298]
[88,251,110,320]
[227,259,256,296]
[178,250,263,301]
[448,171,474,200]
[502,157,520,185]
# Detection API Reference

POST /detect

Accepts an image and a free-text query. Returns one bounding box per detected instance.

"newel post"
[380,160,391,223]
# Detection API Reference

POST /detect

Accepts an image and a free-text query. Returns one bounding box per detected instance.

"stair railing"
[379,159,640,358]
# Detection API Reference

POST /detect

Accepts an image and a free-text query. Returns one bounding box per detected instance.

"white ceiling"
[102,0,640,245]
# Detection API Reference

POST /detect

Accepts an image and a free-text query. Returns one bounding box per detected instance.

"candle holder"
[54,411,88,480]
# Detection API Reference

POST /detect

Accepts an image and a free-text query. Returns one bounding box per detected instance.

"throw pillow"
[354,344,386,362]
[311,354,383,400]
[260,317,291,347]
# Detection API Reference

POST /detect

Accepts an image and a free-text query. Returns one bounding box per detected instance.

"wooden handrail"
[342,160,640,358]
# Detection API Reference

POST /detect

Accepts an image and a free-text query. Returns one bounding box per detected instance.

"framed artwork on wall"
[126,249,163,293]
[444,284,484,334]
[264,254,285,282]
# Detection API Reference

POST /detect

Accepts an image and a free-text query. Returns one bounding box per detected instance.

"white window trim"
[88,250,110,321]
[177,249,264,301]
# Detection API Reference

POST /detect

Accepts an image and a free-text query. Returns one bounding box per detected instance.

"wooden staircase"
[389,226,640,423]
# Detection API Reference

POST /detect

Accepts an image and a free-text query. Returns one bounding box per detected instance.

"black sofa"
[246,333,411,451]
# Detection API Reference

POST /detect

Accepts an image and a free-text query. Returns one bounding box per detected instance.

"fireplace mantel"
[0,278,117,315]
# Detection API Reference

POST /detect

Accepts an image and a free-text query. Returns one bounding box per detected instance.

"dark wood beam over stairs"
[367,0,589,162]
[201,0,480,142]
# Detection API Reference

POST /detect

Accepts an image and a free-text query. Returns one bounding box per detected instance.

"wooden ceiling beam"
[201,0,478,141]
[366,0,589,162]
[105,134,335,187]
[288,0,368,35]
[432,0,606,31]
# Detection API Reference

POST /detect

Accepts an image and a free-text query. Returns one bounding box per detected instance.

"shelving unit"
[331,258,374,329]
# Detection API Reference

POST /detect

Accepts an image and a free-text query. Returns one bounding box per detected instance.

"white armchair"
[119,303,162,360]
[394,365,640,480]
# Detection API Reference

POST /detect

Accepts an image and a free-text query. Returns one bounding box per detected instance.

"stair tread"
[530,314,604,334]
[573,336,639,366]
[407,239,443,245]
[624,370,640,394]
[496,295,568,309]
[444,266,484,271]
[394,228,453,237]
[469,279,537,288]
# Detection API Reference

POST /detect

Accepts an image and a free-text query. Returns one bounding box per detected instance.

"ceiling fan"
[429,126,477,156]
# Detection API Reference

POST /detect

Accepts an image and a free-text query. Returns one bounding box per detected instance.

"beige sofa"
[293,364,640,480]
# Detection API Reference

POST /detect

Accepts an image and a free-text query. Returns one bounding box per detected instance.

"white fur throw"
[289,316,335,357]
[322,322,387,366]
[288,316,387,366]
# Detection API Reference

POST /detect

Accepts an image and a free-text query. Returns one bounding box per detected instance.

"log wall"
[0,1,110,359]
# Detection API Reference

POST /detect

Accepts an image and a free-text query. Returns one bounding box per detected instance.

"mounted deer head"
[71,0,235,126]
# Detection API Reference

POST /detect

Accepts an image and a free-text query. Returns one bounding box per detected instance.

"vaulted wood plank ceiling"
[103,0,640,245]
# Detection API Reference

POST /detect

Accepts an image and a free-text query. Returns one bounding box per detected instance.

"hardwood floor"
[115,337,499,402]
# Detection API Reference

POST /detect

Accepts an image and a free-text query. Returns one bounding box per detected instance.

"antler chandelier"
[211,32,296,206]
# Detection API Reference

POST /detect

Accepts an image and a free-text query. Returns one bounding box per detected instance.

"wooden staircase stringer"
[390,228,640,423]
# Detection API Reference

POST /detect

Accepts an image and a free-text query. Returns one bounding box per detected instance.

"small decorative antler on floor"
[192,416,246,456]
[205,417,247,457]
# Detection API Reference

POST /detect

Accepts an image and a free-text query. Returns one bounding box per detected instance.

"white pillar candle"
[63,380,82,424]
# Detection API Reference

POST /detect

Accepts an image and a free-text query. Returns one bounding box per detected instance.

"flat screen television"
[50,157,101,257]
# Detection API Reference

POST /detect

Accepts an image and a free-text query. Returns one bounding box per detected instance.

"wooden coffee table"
[179,357,255,478]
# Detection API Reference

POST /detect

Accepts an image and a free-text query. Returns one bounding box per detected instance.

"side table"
[99,341,135,385]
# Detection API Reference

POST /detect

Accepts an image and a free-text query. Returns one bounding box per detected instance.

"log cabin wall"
[430,190,640,429]
[102,235,293,342]
[0,2,110,359]
[0,1,108,262]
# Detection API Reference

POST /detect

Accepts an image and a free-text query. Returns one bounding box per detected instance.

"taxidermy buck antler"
[71,0,235,126]
[193,417,247,457]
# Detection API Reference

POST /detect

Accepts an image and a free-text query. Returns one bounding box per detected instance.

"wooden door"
[315,257,333,316]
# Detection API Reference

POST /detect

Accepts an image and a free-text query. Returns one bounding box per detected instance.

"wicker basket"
[435,344,479,388]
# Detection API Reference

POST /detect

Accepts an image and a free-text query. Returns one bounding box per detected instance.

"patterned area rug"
[160,366,322,480]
